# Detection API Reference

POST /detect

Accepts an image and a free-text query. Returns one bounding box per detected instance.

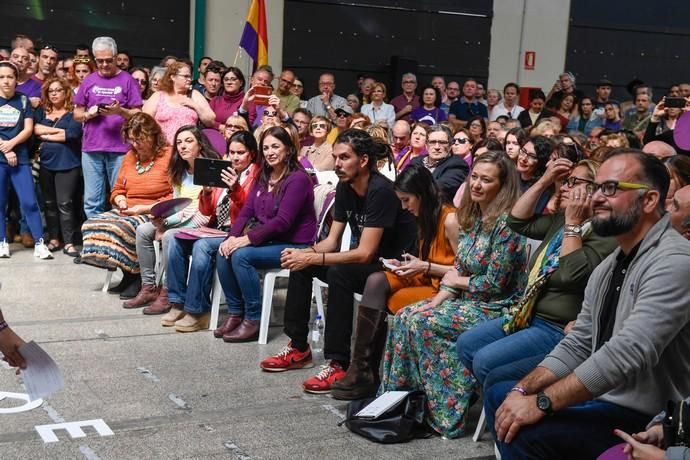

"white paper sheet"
[355,391,410,418]
[18,341,64,401]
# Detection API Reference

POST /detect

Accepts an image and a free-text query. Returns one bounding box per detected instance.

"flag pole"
[232,47,242,67]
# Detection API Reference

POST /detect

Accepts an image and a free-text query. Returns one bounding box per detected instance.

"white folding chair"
[314,170,339,186]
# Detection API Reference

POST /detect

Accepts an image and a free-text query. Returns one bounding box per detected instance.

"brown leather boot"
[143,288,170,315]
[122,284,159,309]
[331,305,388,400]
[214,314,243,338]
[222,319,260,342]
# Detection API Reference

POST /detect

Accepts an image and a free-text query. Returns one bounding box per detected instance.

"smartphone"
[254,85,272,106]
[193,158,234,188]
[665,97,686,109]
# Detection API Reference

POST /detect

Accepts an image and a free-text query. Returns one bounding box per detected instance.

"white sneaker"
[0,240,10,258]
[34,239,54,260]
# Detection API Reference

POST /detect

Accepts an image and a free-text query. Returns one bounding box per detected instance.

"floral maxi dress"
[380,213,527,438]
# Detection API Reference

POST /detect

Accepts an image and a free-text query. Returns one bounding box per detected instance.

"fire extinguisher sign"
[524,51,536,70]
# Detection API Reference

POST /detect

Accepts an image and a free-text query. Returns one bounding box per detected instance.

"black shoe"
[109,270,137,294]
[119,274,142,300]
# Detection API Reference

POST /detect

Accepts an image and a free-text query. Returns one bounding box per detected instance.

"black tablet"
[193,157,234,188]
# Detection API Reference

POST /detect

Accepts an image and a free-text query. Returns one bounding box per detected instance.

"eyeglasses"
[47,88,65,94]
[292,83,303,88]
[224,77,240,83]
[319,81,335,86]
[176,74,192,80]
[280,78,294,87]
[469,123,482,128]
[452,138,469,145]
[565,176,596,194]
[519,147,538,161]
[590,180,650,197]
[225,124,245,131]
[427,140,449,146]
[311,123,328,130]
[402,80,416,84]
[134,78,147,85]
[95,58,114,65]
[263,110,278,117]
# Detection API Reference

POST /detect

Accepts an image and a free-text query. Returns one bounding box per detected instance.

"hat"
[334,107,351,117]
[597,79,613,88]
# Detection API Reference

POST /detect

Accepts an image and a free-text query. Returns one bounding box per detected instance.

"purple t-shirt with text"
[74,70,143,153]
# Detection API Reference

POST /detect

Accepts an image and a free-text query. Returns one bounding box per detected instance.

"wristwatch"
[536,391,553,415]
[564,224,582,234]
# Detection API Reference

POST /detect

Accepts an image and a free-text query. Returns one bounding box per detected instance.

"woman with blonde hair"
[143,61,215,143]
[360,82,396,128]
[299,116,333,171]
[380,151,528,438]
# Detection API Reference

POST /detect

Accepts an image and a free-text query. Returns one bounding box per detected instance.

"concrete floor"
[0,243,496,459]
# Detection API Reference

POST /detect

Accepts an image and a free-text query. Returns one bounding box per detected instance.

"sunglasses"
[95,58,114,65]
[336,113,349,118]
[41,45,59,54]
[452,138,469,145]
[311,123,328,129]
[134,78,147,85]
[225,124,245,131]
[263,110,278,117]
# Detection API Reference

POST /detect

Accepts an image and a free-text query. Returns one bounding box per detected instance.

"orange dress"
[385,206,456,313]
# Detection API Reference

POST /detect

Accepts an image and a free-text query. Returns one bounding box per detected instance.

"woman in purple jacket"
[212,126,317,342]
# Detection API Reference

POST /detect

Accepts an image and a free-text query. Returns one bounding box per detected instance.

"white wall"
[488,0,571,92]
[190,0,284,80]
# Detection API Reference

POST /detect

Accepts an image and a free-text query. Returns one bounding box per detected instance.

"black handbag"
[663,399,689,447]
[337,391,431,444]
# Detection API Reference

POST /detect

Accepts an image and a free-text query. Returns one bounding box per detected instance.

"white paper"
[18,341,64,401]
[381,259,400,271]
[355,391,410,418]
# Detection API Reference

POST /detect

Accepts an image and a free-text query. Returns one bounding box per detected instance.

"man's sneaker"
[302,360,346,394]
[0,240,10,258]
[34,239,54,260]
[260,341,314,372]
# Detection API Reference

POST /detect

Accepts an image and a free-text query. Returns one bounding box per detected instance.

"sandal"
[47,240,61,252]
[63,245,80,257]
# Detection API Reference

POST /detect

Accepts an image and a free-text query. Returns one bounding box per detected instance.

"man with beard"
[261,129,417,394]
[484,150,690,460]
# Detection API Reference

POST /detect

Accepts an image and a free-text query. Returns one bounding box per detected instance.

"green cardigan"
[507,212,617,327]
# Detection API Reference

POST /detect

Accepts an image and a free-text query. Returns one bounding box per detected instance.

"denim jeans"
[167,236,224,314]
[0,164,44,241]
[215,242,300,321]
[82,152,125,218]
[484,380,650,460]
[457,316,565,391]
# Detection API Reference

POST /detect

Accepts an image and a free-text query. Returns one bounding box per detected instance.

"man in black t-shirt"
[257,129,417,394]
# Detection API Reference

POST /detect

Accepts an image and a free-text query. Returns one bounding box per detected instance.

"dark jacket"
[411,154,469,203]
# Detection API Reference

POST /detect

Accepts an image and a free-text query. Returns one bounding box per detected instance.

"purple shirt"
[17,79,42,98]
[75,70,143,153]
[390,94,420,119]
[230,170,317,245]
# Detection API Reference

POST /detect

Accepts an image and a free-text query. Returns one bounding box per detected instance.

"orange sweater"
[110,147,173,206]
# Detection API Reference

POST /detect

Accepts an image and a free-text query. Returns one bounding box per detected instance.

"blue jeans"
[167,236,224,314]
[457,317,565,391]
[215,242,300,321]
[82,152,125,218]
[0,164,44,241]
[484,380,650,460]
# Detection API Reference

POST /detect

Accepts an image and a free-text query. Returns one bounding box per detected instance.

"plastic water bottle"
[310,314,324,354]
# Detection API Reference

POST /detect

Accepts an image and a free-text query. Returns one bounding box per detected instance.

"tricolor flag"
[239,0,268,71]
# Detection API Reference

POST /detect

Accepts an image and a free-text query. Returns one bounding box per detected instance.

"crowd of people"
[2,32,690,459]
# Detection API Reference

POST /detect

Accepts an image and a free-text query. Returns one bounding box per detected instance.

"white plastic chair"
[472,237,542,442]
[101,239,165,292]
[315,170,339,186]
[209,185,336,344]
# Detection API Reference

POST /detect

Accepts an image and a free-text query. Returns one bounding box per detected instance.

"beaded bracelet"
[510,386,527,396]
[0,320,8,332]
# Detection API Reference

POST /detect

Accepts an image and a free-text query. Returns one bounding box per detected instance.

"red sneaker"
[260,341,314,372]
[302,361,346,394]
